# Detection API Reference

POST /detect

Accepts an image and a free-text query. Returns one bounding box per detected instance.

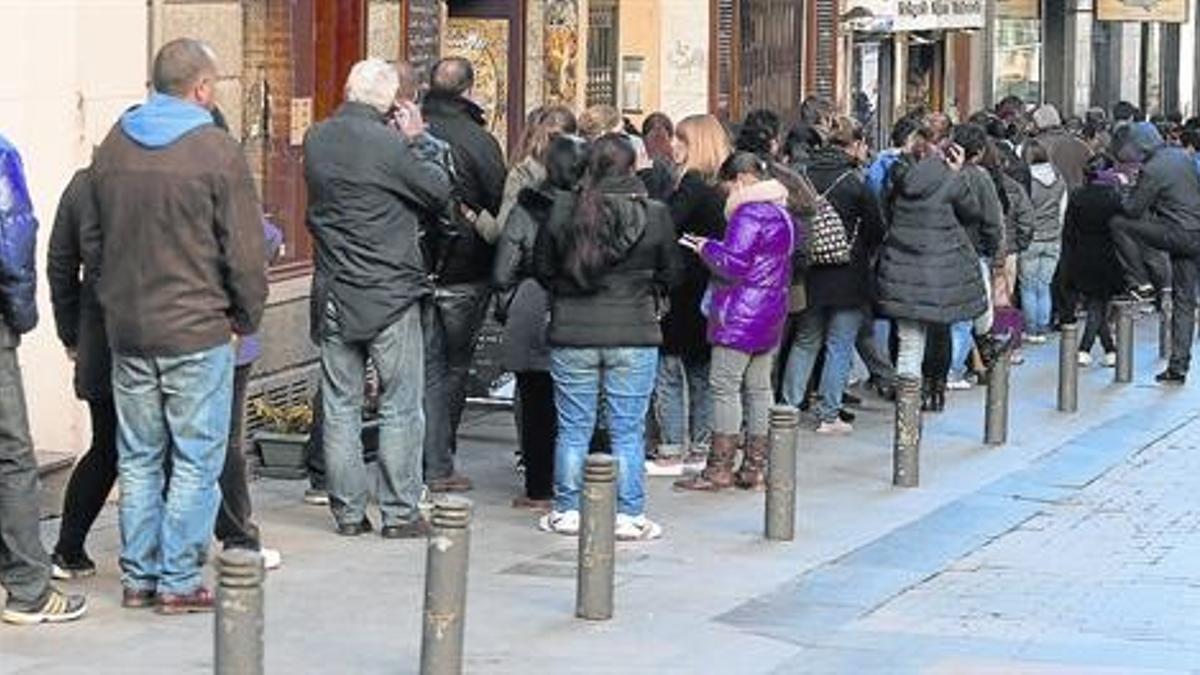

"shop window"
[993,18,1042,104]
[586,0,619,107]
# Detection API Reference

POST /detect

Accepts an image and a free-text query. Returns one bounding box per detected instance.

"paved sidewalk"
[2,319,1200,674]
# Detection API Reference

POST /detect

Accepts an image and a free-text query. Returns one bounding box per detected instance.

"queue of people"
[2,36,1199,626]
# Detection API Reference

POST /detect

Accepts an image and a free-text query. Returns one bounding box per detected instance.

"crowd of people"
[1,37,1199,626]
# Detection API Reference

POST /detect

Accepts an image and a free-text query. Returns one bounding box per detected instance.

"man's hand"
[396,101,426,140]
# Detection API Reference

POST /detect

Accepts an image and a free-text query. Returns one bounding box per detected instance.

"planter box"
[255,432,309,480]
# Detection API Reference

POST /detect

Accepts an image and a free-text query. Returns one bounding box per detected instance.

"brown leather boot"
[734,434,769,490]
[674,433,738,491]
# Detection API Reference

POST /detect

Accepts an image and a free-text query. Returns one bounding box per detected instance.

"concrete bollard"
[215,549,265,675]
[892,376,922,488]
[576,455,616,621]
[1159,294,1173,360]
[765,406,800,540]
[984,348,1010,446]
[421,498,472,675]
[1115,300,1135,383]
[1058,322,1079,413]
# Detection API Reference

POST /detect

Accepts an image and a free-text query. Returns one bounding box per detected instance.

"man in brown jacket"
[87,38,267,614]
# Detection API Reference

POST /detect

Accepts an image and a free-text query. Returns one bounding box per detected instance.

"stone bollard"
[215,549,265,675]
[576,455,616,621]
[892,376,922,488]
[766,406,800,540]
[1114,300,1135,383]
[1058,322,1079,413]
[984,348,1010,446]
[1159,294,1173,360]
[421,498,472,675]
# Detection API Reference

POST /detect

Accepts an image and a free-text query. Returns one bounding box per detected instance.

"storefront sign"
[845,0,985,31]
[1096,0,1188,22]
[996,0,1039,19]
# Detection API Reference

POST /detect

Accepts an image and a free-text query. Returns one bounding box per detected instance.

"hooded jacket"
[700,179,794,354]
[1122,122,1200,232]
[89,93,267,357]
[1028,162,1068,243]
[305,101,452,343]
[999,173,1035,256]
[0,134,38,342]
[876,156,988,324]
[534,174,683,348]
[423,92,508,284]
[1032,105,1093,190]
[492,185,555,372]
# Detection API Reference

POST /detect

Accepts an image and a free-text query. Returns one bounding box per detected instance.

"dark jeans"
[422,282,490,481]
[856,314,895,387]
[516,372,556,500]
[1112,215,1200,372]
[54,398,118,558]
[304,390,326,491]
[0,342,51,610]
[322,305,424,528]
[1080,296,1116,355]
[215,364,260,550]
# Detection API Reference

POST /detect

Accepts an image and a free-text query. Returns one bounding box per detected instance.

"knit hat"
[1032,104,1062,131]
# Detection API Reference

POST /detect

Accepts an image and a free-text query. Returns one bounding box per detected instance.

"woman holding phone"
[675,152,795,492]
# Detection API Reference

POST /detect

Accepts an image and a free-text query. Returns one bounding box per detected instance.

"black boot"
[930,377,946,412]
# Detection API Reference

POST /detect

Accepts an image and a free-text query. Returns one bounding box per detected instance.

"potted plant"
[252,399,313,479]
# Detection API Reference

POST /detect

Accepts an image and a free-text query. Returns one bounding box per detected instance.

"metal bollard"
[984,348,1010,445]
[1058,322,1079,413]
[421,498,472,675]
[215,549,265,675]
[765,406,800,540]
[576,455,616,621]
[892,376,922,488]
[1159,294,1173,360]
[1115,300,1135,383]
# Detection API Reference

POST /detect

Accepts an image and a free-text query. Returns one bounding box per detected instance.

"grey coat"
[877,156,988,325]
[493,187,555,372]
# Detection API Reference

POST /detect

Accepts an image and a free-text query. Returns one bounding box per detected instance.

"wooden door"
[262,0,366,275]
[444,0,525,156]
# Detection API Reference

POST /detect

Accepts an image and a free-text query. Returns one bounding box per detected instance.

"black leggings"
[1080,296,1116,354]
[54,399,118,558]
[516,372,556,500]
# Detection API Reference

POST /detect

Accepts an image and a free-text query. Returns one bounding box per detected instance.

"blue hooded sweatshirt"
[119,92,213,148]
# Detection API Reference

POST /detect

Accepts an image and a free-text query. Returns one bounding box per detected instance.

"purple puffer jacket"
[700,179,794,354]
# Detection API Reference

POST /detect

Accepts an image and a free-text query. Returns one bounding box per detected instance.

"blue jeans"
[1020,242,1060,335]
[322,304,424,527]
[113,342,233,594]
[782,307,863,422]
[551,347,657,517]
[652,355,711,456]
[949,321,973,378]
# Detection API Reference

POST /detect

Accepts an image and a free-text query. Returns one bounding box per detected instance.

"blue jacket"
[865,149,901,204]
[0,135,38,336]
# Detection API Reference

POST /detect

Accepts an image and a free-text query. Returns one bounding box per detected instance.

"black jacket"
[804,148,884,309]
[493,186,556,372]
[1122,123,1200,232]
[47,168,110,402]
[423,93,508,284]
[1063,183,1124,299]
[877,156,988,324]
[663,171,726,361]
[957,165,1005,259]
[304,102,451,343]
[534,175,684,348]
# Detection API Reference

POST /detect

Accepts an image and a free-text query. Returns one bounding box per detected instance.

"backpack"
[807,172,855,267]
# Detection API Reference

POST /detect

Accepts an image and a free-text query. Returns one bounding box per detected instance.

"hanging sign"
[1096,0,1188,22]
[844,0,985,32]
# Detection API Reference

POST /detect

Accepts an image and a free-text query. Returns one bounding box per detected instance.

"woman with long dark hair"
[534,134,683,540]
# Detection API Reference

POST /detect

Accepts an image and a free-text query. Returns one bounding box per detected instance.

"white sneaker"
[615,514,663,541]
[946,377,972,391]
[1078,351,1093,367]
[538,510,580,536]
[1026,334,1047,345]
[816,419,853,435]
[644,457,687,477]
[1103,352,1117,368]
[260,547,282,571]
[303,489,330,506]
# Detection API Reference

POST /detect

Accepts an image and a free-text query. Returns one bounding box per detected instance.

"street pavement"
[3,317,1200,674]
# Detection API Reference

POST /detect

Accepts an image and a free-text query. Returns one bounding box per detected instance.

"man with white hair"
[88,38,267,614]
[304,58,451,538]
